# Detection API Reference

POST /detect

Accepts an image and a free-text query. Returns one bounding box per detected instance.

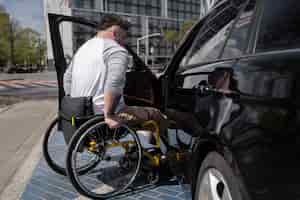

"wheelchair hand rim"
[70,121,143,199]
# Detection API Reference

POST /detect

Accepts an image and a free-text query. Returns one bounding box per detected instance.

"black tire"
[66,117,142,200]
[43,116,100,176]
[194,151,244,200]
[43,117,66,175]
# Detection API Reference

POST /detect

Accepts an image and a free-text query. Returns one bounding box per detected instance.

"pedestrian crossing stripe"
[0,81,26,89]
[31,82,57,88]
[0,80,57,90]
[9,81,36,88]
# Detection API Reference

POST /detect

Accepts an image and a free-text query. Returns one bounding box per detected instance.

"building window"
[106,0,161,16]
[167,0,200,20]
[73,0,95,9]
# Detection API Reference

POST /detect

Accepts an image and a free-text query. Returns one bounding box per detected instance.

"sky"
[0,0,45,37]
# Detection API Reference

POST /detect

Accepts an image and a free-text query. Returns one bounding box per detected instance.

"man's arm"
[103,47,128,128]
[104,91,121,117]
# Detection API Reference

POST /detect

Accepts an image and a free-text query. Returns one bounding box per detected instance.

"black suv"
[49,0,300,199]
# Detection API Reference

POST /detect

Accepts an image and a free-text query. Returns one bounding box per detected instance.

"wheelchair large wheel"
[66,117,142,199]
[43,116,100,176]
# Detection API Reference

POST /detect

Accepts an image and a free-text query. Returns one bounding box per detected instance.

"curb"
[0,79,24,81]
[0,109,56,200]
[0,106,11,114]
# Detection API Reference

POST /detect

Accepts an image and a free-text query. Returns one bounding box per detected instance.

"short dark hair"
[97,14,130,31]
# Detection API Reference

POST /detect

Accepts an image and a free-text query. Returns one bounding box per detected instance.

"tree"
[14,28,47,66]
[0,4,46,71]
[178,20,196,42]
[0,9,10,68]
[163,19,196,50]
[163,29,178,50]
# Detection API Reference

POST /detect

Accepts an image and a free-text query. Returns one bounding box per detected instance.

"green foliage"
[0,12,10,65]
[15,28,40,64]
[0,9,46,68]
[163,30,179,43]
[163,19,196,49]
[179,20,196,41]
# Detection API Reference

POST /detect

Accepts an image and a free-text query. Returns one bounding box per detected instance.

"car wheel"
[194,152,243,200]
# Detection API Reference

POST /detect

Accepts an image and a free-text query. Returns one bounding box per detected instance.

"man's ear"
[114,30,122,43]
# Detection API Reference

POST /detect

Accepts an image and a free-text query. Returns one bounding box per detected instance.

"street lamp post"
[136,33,162,65]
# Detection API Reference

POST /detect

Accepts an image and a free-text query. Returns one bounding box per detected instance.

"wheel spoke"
[68,122,142,199]
[198,168,233,200]
[221,186,232,200]
[208,170,221,200]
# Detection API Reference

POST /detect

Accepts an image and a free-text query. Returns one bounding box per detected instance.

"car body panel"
[228,50,300,199]
[162,0,300,199]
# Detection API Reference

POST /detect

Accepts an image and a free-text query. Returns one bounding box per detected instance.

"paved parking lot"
[21,158,191,200]
[20,129,192,200]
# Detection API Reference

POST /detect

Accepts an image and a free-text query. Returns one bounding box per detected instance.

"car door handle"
[197,85,239,97]
[197,85,218,94]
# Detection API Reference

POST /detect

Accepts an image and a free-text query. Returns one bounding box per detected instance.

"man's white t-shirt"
[63,37,129,114]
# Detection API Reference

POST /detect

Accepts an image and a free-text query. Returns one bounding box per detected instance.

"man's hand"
[105,115,123,129]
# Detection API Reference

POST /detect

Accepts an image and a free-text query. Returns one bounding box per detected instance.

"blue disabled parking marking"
[21,160,192,200]
[21,129,192,200]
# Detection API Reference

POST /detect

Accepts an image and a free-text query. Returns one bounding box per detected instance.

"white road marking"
[31,82,57,88]
[0,82,26,89]
[0,85,6,90]
[0,80,58,90]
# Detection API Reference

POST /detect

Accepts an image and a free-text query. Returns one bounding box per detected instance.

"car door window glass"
[222,0,256,59]
[179,4,239,71]
[256,0,300,52]
[182,22,234,65]
[181,65,212,89]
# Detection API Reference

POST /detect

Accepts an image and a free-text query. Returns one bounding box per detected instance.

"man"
[63,14,167,136]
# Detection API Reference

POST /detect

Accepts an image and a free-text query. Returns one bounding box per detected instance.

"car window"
[256,0,300,52]
[181,65,212,89]
[178,4,239,73]
[222,0,256,59]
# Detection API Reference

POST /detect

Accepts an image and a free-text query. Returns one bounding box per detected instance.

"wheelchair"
[43,109,192,199]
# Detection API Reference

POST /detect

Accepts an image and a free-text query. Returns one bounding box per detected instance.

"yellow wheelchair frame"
[86,120,160,167]
[86,120,184,168]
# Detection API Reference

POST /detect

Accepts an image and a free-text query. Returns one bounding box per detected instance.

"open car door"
[48,13,161,111]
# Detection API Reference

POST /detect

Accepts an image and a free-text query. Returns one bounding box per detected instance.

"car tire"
[194,151,244,200]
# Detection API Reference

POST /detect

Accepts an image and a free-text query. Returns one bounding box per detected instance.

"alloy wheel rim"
[198,168,233,200]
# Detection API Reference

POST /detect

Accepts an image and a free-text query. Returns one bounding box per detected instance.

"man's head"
[97,14,130,45]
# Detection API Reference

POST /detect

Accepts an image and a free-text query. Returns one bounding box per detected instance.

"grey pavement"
[0,100,57,198]
[18,126,192,200]
[21,157,192,200]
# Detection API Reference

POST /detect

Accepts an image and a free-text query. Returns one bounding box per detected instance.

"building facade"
[45,0,221,71]
[44,0,72,70]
